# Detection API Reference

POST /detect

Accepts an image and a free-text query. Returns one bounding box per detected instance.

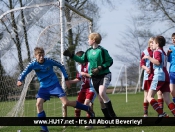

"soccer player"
[17,47,95,132]
[69,51,96,129]
[142,36,175,117]
[167,33,175,103]
[63,33,116,120]
[140,37,164,117]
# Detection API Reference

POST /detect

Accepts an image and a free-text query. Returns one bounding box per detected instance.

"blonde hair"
[148,37,155,47]
[34,47,45,55]
[88,33,102,44]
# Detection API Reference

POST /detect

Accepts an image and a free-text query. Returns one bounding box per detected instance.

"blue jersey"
[18,58,68,88]
[168,45,175,72]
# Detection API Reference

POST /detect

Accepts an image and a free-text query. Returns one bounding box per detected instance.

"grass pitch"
[0,92,175,132]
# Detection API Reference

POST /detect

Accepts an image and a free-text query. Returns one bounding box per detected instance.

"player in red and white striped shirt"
[69,51,96,129]
[140,37,163,117]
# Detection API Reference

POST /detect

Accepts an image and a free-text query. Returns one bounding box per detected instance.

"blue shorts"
[36,82,66,101]
[169,72,175,84]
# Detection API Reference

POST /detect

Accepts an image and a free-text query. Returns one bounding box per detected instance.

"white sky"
[98,0,173,86]
[98,0,136,86]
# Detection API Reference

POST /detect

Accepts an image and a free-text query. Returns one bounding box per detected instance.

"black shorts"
[91,73,111,93]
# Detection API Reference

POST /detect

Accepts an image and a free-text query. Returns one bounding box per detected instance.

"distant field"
[1,92,175,132]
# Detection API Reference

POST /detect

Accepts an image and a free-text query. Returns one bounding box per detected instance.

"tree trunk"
[9,0,24,72]
[19,0,31,62]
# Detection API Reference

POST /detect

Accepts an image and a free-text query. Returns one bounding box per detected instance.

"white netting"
[0,0,91,123]
[112,63,142,95]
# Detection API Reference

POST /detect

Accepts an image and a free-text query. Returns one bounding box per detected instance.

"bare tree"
[0,0,116,95]
[127,63,139,85]
[114,16,155,86]
[134,0,175,35]
[0,0,34,71]
[8,0,24,72]
[115,16,154,64]
[64,0,99,81]
[116,0,175,64]
[115,0,175,87]
[19,0,31,62]
[57,0,115,94]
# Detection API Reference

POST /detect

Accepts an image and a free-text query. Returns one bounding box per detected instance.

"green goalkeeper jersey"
[73,46,113,76]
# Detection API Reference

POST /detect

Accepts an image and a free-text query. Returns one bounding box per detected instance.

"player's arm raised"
[63,49,87,63]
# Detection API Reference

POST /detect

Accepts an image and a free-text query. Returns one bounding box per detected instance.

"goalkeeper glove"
[91,66,102,76]
[63,49,74,58]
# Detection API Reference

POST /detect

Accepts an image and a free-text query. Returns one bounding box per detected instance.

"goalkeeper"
[63,33,116,121]
[17,47,95,132]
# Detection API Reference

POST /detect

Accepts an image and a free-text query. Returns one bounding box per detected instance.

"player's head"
[153,36,166,49]
[172,33,175,45]
[88,33,102,46]
[76,51,84,57]
[76,51,84,65]
[148,37,155,50]
[34,47,45,63]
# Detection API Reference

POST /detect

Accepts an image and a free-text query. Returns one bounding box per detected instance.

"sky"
[98,0,173,86]
[0,0,134,87]
[98,0,136,86]
[0,0,171,87]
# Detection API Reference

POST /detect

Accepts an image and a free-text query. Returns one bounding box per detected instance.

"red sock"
[150,99,163,114]
[143,102,149,115]
[168,103,175,116]
[75,109,81,117]
[158,99,164,109]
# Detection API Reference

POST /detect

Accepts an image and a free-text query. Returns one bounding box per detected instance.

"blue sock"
[172,98,175,103]
[75,101,89,111]
[38,111,48,132]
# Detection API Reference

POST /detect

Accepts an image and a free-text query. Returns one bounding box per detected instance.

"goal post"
[0,0,93,130]
[135,67,143,93]
[112,64,128,102]
[59,0,93,120]
[112,62,142,99]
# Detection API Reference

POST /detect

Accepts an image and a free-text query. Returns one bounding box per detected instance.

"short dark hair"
[75,51,84,57]
[154,36,166,48]
[172,33,175,37]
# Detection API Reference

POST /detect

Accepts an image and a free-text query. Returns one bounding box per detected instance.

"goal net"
[0,0,92,130]
[112,62,143,96]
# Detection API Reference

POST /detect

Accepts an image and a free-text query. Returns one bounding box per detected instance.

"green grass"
[0,92,175,132]
[0,101,17,116]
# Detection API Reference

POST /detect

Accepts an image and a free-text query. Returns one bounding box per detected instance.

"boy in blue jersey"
[17,47,95,132]
[167,33,175,103]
